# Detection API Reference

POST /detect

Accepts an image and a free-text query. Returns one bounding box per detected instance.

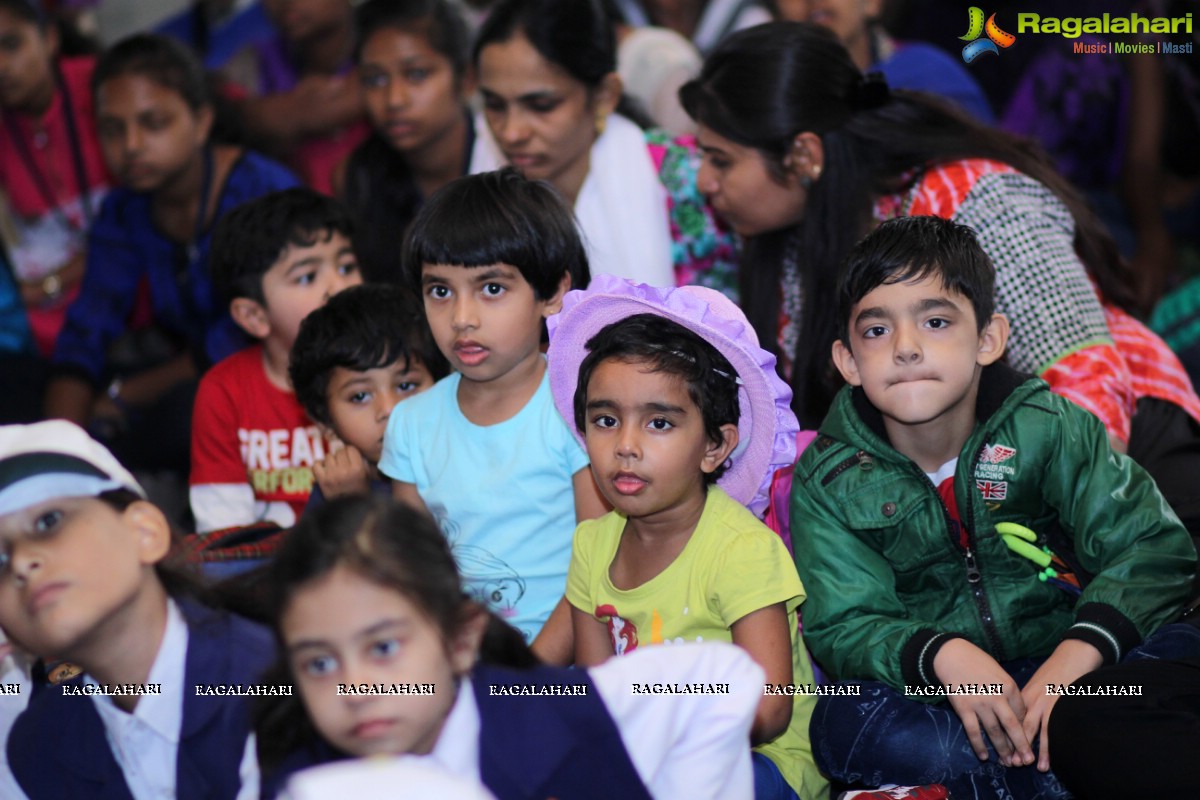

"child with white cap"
[548,275,824,800]
[0,420,273,800]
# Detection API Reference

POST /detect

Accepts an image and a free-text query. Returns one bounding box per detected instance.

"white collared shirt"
[87,600,259,800]
[88,599,188,800]
[420,676,481,783]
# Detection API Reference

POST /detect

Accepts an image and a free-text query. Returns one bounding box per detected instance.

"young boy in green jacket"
[791,216,1200,798]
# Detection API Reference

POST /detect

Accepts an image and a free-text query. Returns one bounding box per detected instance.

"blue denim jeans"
[752,752,800,800]
[810,623,1200,800]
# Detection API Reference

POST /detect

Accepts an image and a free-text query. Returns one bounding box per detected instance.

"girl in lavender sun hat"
[547,274,798,517]
[547,275,824,800]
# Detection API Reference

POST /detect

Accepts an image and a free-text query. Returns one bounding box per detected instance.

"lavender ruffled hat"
[546,276,799,516]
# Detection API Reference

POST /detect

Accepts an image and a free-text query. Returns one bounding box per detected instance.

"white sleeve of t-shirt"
[589,642,761,800]
[189,484,296,533]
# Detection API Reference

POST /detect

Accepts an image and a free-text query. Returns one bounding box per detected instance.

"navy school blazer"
[8,599,274,800]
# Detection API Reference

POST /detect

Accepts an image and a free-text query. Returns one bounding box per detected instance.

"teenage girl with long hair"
[338,0,474,283]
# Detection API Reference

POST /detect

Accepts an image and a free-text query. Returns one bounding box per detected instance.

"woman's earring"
[595,111,608,136]
[812,164,822,181]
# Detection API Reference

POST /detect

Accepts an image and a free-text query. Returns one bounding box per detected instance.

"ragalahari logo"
[960,7,1016,62]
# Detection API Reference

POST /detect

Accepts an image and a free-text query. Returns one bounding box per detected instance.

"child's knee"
[811,684,965,781]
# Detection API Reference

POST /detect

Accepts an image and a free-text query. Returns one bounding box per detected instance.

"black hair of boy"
[837,216,997,347]
[573,313,740,483]
[401,167,591,298]
[289,284,450,427]
[210,188,356,306]
[91,33,211,111]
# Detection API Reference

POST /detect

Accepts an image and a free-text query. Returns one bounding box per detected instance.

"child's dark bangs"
[880,256,990,329]
[881,257,944,290]
[285,223,349,253]
[411,211,537,272]
[340,335,411,375]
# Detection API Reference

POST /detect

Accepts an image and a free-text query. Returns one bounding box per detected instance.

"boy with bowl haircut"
[381,168,605,656]
[792,216,1199,797]
[190,188,362,533]
[289,284,448,508]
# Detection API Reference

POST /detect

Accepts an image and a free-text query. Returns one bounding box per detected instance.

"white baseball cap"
[0,421,145,516]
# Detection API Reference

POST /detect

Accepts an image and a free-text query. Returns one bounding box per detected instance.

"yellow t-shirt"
[566,486,826,800]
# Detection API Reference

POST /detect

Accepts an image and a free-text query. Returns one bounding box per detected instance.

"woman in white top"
[470,0,739,296]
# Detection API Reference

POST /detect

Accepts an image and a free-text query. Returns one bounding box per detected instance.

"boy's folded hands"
[933,638,1033,768]
[920,631,1107,775]
[1018,639,1104,773]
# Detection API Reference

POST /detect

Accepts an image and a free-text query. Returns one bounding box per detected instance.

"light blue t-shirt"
[379,365,589,641]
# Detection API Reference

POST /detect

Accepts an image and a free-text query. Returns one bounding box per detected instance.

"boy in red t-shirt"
[189,188,361,532]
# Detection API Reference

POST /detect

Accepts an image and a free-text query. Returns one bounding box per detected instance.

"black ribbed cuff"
[1062,602,1142,665]
[901,630,967,689]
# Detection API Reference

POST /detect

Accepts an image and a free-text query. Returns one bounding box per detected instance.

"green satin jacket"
[791,364,1196,694]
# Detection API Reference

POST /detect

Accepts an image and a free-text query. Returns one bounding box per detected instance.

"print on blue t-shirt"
[378,365,589,641]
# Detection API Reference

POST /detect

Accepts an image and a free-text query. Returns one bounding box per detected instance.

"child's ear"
[976,313,1010,366]
[540,272,573,318]
[831,339,863,386]
[193,104,215,149]
[701,423,740,475]
[123,501,172,567]
[448,604,488,676]
[229,297,271,339]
